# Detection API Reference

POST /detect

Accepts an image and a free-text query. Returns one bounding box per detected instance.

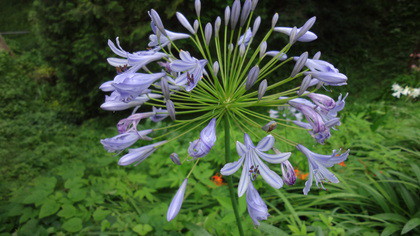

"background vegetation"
[0,0,419,235]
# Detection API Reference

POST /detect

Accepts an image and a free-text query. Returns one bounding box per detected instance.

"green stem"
[224,114,244,236]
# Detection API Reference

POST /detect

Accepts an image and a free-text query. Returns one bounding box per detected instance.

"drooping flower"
[167,178,188,221]
[246,182,269,226]
[100,130,153,152]
[118,140,168,166]
[188,118,217,158]
[296,144,349,195]
[221,134,291,196]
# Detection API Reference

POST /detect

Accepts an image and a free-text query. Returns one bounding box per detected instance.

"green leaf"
[62,217,83,233]
[68,188,87,202]
[22,189,51,204]
[401,218,420,234]
[381,224,401,236]
[184,222,212,236]
[259,222,288,236]
[132,224,153,235]
[93,208,111,222]
[39,199,60,218]
[101,219,111,231]
[373,213,407,223]
[57,204,77,219]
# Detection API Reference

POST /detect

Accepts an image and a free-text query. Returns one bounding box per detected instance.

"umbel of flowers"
[99,0,350,231]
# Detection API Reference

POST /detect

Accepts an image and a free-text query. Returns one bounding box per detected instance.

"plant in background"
[99,0,349,233]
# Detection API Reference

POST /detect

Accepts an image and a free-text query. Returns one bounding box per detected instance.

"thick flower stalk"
[98,0,350,232]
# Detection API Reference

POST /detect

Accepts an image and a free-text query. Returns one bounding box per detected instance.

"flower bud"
[167,178,188,221]
[271,13,279,29]
[205,23,212,46]
[176,12,195,34]
[291,51,308,78]
[195,0,201,17]
[262,120,277,132]
[251,0,259,10]
[193,20,199,33]
[295,16,316,42]
[240,0,252,27]
[239,44,246,56]
[170,153,181,165]
[245,65,260,90]
[228,43,234,52]
[213,61,220,76]
[252,16,261,36]
[258,79,267,100]
[230,0,241,30]
[149,9,167,36]
[281,160,296,185]
[224,6,231,26]
[215,17,221,37]
[289,26,298,44]
[166,99,176,120]
[298,74,312,96]
[161,77,170,100]
[313,51,321,60]
[259,41,267,58]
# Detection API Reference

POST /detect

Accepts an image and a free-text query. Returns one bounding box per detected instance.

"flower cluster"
[391,83,419,99]
[99,0,350,227]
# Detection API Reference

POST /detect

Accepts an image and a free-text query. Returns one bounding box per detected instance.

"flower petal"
[255,149,291,164]
[220,156,245,176]
[253,151,283,189]
[167,178,188,221]
[238,154,251,197]
[255,135,275,151]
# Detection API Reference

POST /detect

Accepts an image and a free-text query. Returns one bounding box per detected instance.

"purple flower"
[167,178,188,221]
[307,92,336,111]
[221,134,291,196]
[148,22,190,50]
[246,182,269,226]
[117,112,155,134]
[274,17,318,43]
[107,38,166,70]
[170,51,207,91]
[118,140,168,166]
[100,93,162,111]
[265,51,288,61]
[305,71,347,86]
[296,144,349,195]
[101,130,153,152]
[111,72,166,102]
[150,107,169,122]
[238,28,252,47]
[188,118,217,158]
[281,160,296,185]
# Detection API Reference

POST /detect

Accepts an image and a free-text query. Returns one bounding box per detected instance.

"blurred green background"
[0,0,419,235]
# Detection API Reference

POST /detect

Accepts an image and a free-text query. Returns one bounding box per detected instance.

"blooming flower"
[296,144,349,195]
[221,134,291,196]
[170,51,208,91]
[98,0,350,226]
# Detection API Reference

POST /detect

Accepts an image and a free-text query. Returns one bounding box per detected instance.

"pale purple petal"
[220,156,245,176]
[246,182,269,226]
[255,135,275,151]
[167,178,188,221]
[255,149,291,164]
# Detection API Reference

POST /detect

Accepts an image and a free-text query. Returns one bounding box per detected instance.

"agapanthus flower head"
[99,0,349,226]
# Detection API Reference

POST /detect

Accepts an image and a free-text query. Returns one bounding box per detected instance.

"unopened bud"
[251,0,259,10]
[240,0,252,27]
[239,44,246,56]
[228,43,234,52]
[161,77,170,100]
[213,61,220,76]
[245,65,260,90]
[166,99,176,120]
[313,51,321,60]
[296,16,316,41]
[259,41,267,58]
[205,23,212,46]
[224,6,231,26]
[258,79,267,100]
[176,12,195,34]
[289,26,298,44]
[195,0,201,17]
[150,9,167,36]
[193,20,199,33]
[230,0,241,30]
[271,13,279,28]
[298,74,312,96]
[291,51,308,77]
[252,16,261,36]
[215,17,221,37]
[170,153,181,165]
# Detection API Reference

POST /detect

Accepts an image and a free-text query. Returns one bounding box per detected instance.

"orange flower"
[211,173,227,186]
[294,168,309,180]
[338,161,346,167]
